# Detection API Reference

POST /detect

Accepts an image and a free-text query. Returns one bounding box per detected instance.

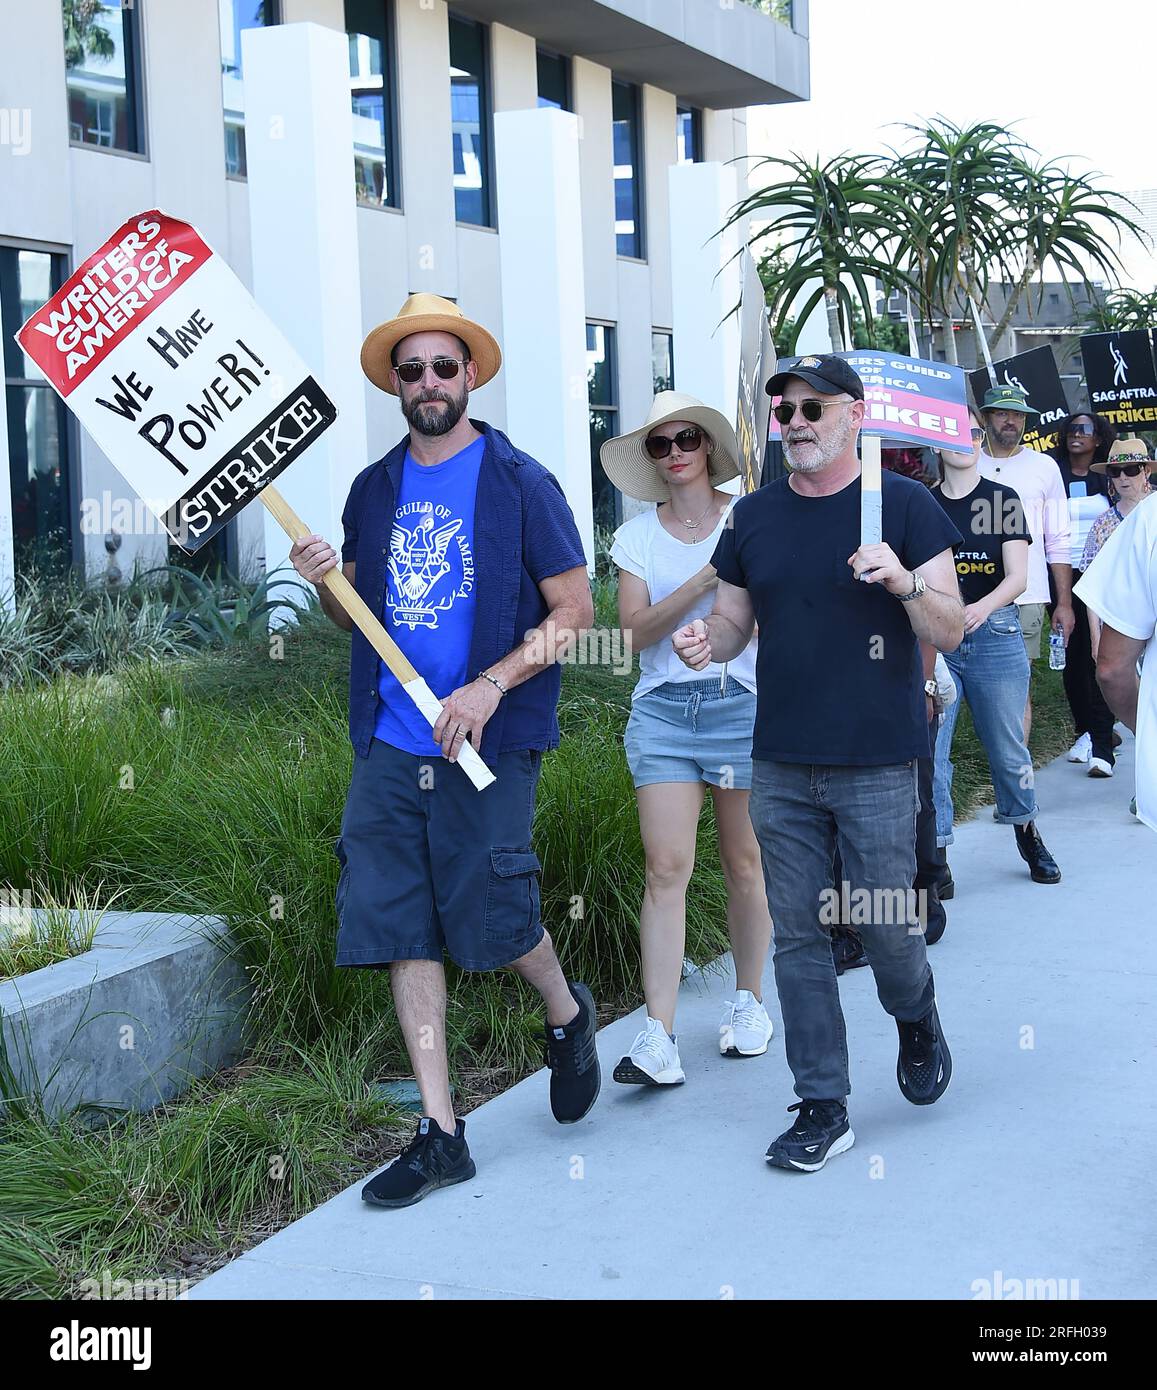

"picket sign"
[15,209,495,791]
[859,433,883,550]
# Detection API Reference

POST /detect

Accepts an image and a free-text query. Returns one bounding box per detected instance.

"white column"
[241,22,368,577]
[494,108,593,569]
[0,386,13,612]
[669,161,742,416]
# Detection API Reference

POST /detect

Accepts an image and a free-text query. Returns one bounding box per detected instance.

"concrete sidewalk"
[190,739,1155,1300]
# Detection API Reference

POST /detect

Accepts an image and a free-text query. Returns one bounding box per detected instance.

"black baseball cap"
[765,353,865,401]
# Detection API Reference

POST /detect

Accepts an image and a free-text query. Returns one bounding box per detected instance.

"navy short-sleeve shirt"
[711,469,961,765]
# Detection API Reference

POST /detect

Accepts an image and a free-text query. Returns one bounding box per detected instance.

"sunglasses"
[1105,461,1149,478]
[970,427,986,441]
[644,427,704,460]
[772,398,851,425]
[1066,423,1095,436]
[394,357,468,384]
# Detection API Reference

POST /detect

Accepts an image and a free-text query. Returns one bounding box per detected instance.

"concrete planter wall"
[0,911,250,1122]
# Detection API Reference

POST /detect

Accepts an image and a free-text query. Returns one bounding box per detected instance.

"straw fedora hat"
[1089,437,1157,474]
[360,292,502,395]
[599,391,741,503]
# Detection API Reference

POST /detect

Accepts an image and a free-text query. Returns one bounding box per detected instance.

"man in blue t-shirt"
[289,294,598,1208]
[676,354,965,1173]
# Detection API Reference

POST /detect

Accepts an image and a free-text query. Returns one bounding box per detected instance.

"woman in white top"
[600,392,773,1088]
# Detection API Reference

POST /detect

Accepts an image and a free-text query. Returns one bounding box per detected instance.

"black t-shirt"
[711,470,961,765]
[932,476,1032,607]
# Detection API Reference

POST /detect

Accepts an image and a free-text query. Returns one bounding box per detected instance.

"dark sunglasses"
[394,357,468,384]
[1106,461,1149,478]
[644,427,703,459]
[772,398,849,425]
[1066,423,1095,436]
[970,427,986,441]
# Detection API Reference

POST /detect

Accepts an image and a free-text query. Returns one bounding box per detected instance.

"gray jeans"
[749,758,936,1101]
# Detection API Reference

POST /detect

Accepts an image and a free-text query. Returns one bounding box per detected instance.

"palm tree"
[726,152,917,354]
[892,118,1029,366]
[987,160,1145,348]
[62,0,115,69]
[1079,286,1157,334]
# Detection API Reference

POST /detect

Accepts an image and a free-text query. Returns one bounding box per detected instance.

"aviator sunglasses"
[772,398,850,425]
[394,357,468,384]
[645,427,704,459]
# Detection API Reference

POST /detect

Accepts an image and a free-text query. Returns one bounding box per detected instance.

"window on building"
[652,331,674,394]
[449,14,492,227]
[676,105,701,164]
[64,0,144,154]
[536,48,570,110]
[587,323,619,531]
[346,0,399,207]
[1,247,75,581]
[612,81,643,259]
[219,0,279,177]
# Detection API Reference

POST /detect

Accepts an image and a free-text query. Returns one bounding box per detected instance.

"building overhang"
[448,0,810,109]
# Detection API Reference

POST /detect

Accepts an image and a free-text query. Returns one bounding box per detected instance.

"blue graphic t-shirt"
[373,435,484,754]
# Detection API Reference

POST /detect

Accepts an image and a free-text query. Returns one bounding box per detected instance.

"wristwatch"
[898,572,925,603]
[923,678,939,698]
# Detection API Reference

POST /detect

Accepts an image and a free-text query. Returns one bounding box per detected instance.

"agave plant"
[138,563,317,649]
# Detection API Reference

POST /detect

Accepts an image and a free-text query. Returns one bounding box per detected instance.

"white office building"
[0,0,809,597]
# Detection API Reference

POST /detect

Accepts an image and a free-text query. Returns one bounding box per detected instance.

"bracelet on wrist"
[478,670,507,696]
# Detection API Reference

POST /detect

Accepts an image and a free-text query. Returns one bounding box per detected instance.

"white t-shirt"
[978,447,1071,604]
[1074,496,1157,833]
[611,501,758,702]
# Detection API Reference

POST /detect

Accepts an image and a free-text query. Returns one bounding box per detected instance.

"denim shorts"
[333,738,545,972]
[624,675,756,789]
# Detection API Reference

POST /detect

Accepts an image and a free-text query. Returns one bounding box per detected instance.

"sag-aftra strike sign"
[16,210,336,552]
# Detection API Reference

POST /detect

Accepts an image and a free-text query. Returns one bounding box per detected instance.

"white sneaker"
[1089,757,1114,778]
[1067,733,1092,763]
[613,1016,685,1086]
[719,990,774,1057]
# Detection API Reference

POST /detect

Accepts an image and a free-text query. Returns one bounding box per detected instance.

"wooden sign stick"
[259,485,496,791]
[860,433,883,550]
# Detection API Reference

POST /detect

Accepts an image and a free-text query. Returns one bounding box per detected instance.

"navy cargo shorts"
[333,737,546,972]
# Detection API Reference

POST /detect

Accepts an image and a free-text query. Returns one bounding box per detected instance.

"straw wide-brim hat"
[599,391,741,503]
[1090,437,1157,474]
[360,292,502,395]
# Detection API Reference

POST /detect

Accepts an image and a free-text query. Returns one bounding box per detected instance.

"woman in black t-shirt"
[931,406,1062,885]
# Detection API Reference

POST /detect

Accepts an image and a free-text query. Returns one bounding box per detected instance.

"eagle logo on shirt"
[386,506,474,630]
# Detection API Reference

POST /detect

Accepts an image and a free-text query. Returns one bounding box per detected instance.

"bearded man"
[673,355,964,1172]
[289,294,599,1208]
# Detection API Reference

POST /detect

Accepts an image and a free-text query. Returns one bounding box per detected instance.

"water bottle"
[1048,629,1066,671]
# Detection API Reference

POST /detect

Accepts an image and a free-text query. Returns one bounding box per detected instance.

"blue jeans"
[749,759,936,1102]
[933,602,1037,848]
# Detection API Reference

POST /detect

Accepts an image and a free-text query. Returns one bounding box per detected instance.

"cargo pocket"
[333,835,350,929]
[483,848,542,942]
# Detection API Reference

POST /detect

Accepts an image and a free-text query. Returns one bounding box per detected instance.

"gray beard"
[785,416,853,472]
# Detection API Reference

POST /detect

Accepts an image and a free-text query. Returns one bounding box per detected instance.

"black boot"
[1014,822,1061,884]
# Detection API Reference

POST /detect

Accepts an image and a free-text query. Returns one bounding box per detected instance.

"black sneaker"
[544,981,601,1123]
[921,883,947,946]
[831,927,868,976]
[896,1002,952,1105]
[1014,822,1061,883]
[766,1099,854,1172]
[361,1116,475,1208]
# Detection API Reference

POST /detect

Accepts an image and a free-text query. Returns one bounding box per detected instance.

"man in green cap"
[975,383,1070,883]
